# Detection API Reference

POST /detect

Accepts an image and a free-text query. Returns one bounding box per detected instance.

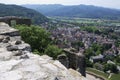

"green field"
[109,73,120,80]
[86,68,109,80]
[87,68,120,80]
[49,17,120,26]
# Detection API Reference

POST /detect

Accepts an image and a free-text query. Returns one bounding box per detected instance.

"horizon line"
[0,3,120,10]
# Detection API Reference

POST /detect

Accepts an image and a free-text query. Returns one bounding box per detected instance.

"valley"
[0,2,120,80]
[41,17,120,80]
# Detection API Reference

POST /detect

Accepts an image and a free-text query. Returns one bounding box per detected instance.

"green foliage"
[110,33,118,39]
[85,43,104,59]
[114,56,120,64]
[85,48,94,58]
[93,63,104,71]
[44,45,62,59]
[101,28,114,35]
[0,4,48,24]
[96,50,101,55]
[16,25,51,53]
[91,43,104,55]
[16,25,62,59]
[86,68,109,79]
[103,43,112,50]
[71,41,84,50]
[81,26,99,33]
[115,40,120,47]
[103,63,118,73]
[33,49,43,55]
[109,73,120,80]
[105,56,115,61]
[86,58,93,67]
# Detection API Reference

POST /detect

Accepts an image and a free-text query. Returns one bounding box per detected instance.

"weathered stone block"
[7,45,18,51]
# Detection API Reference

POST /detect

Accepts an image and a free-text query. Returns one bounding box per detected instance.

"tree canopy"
[16,25,51,52]
[16,25,62,59]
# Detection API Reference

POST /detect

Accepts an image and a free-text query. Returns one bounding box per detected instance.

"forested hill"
[22,4,63,15]
[22,4,120,20]
[0,4,48,24]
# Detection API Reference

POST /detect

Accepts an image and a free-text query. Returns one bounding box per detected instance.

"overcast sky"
[0,0,120,9]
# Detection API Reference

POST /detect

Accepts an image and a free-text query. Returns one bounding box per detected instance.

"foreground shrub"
[45,45,62,59]
[16,25,62,59]
[16,25,51,53]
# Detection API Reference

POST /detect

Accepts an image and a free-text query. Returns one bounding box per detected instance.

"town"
[41,18,120,79]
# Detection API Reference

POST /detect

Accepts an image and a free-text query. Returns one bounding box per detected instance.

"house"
[90,54,104,63]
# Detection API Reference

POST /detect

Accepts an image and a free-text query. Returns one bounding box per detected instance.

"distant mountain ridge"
[0,4,48,24]
[22,4,63,15]
[22,4,120,20]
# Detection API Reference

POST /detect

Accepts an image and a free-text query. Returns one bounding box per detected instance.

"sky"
[0,0,120,9]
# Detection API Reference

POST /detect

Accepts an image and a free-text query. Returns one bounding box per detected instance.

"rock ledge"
[0,23,87,80]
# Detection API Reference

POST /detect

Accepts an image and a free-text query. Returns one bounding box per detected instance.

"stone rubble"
[0,22,87,80]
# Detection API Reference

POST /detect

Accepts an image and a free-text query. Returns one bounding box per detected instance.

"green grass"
[86,68,109,80]
[49,17,120,26]
[109,73,120,80]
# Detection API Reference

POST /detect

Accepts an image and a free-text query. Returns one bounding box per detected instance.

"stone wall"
[58,49,86,77]
[0,16,31,26]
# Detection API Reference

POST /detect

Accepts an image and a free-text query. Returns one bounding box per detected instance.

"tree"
[85,48,94,59]
[103,63,118,73]
[16,25,51,53]
[71,41,84,50]
[115,40,120,47]
[93,63,104,71]
[103,43,112,50]
[44,45,62,59]
[91,43,104,55]
[86,58,93,67]
[115,56,120,63]
[81,26,99,33]
[96,50,101,55]
[91,43,103,52]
